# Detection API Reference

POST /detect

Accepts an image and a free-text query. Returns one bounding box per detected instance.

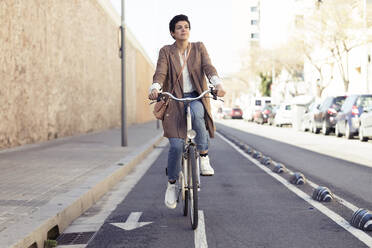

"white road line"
[194,210,208,248]
[217,132,372,247]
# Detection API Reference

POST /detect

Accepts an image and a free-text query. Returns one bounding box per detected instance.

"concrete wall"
[0,0,155,149]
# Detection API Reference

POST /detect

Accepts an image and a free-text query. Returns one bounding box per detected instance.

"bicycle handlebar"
[158,88,215,102]
[149,86,223,105]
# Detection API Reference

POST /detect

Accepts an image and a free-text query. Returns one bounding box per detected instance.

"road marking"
[195,210,208,248]
[61,139,167,234]
[111,212,152,231]
[217,132,372,247]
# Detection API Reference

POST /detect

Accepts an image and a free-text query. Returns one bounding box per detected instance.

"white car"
[359,105,372,141]
[274,103,292,127]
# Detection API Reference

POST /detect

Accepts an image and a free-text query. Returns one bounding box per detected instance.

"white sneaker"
[200,155,214,176]
[164,182,177,209]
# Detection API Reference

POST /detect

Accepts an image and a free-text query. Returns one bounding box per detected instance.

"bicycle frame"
[184,102,200,189]
[182,100,200,229]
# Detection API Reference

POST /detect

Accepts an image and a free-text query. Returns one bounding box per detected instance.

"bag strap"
[164,43,192,96]
[176,43,192,84]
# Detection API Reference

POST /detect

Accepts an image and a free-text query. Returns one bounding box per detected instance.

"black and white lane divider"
[290,172,306,185]
[272,162,287,174]
[351,209,372,232]
[216,131,372,246]
[312,186,333,202]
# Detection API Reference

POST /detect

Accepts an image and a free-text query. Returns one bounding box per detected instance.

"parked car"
[222,107,243,119]
[253,109,264,124]
[274,103,292,127]
[300,102,321,132]
[231,107,243,119]
[244,97,272,121]
[221,108,232,119]
[335,94,372,139]
[313,96,346,134]
[359,104,372,141]
[215,107,224,119]
[253,104,275,124]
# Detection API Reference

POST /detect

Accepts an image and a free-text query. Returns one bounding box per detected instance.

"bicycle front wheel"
[188,145,198,229]
[179,165,188,217]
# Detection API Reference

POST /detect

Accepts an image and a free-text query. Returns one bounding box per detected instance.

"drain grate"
[56,232,95,245]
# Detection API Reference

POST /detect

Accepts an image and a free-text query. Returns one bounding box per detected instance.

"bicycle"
[154,87,220,229]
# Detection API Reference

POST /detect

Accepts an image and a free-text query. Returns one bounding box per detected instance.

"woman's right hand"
[149,89,159,100]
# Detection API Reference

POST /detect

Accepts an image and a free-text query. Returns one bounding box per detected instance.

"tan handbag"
[153,98,170,120]
[153,44,192,120]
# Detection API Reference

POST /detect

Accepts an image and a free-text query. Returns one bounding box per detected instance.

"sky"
[109,0,292,76]
[260,0,293,49]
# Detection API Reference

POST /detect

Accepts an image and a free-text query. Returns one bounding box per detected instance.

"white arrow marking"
[111,212,152,231]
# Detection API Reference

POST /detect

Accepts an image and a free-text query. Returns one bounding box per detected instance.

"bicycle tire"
[183,190,189,216]
[179,163,188,217]
[188,145,198,229]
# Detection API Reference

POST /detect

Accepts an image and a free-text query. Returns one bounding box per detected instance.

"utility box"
[292,104,307,131]
[290,95,314,131]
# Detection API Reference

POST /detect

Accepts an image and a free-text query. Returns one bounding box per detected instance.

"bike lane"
[86,135,368,248]
[85,145,196,248]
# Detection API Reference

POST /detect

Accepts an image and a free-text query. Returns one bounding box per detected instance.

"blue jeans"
[167,91,209,181]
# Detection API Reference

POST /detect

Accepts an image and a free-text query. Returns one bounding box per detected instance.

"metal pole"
[121,0,127,146]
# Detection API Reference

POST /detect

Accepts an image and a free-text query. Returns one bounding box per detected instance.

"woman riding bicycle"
[148,14,226,209]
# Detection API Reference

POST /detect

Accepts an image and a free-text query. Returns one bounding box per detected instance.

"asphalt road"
[215,120,372,212]
[81,128,369,248]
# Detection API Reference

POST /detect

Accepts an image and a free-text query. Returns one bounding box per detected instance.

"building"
[222,0,262,110]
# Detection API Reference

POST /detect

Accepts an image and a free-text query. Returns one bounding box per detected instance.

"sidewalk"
[0,121,164,248]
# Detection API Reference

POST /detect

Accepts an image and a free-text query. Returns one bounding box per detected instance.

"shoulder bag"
[153,44,192,120]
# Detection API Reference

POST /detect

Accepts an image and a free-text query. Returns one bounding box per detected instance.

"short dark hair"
[169,14,191,33]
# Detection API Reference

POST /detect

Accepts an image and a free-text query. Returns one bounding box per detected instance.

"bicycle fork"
[185,104,201,190]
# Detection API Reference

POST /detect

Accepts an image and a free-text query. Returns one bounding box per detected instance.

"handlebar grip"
[156,93,164,102]
[210,89,218,100]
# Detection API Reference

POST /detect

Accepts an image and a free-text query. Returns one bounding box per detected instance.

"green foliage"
[259,73,272,97]
[44,239,58,248]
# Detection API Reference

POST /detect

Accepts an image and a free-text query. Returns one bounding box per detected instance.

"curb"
[0,134,164,248]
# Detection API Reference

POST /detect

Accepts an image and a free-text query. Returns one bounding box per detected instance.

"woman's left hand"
[215,84,226,97]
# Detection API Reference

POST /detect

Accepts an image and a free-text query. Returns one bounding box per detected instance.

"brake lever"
[149,93,164,105]
[209,86,218,100]
[204,96,224,103]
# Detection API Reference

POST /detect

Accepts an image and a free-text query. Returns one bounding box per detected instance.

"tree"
[291,34,334,98]
[297,0,364,93]
[259,72,272,96]
[236,42,302,97]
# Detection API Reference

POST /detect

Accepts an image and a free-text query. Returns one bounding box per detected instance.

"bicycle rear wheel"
[188,145,198,229]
